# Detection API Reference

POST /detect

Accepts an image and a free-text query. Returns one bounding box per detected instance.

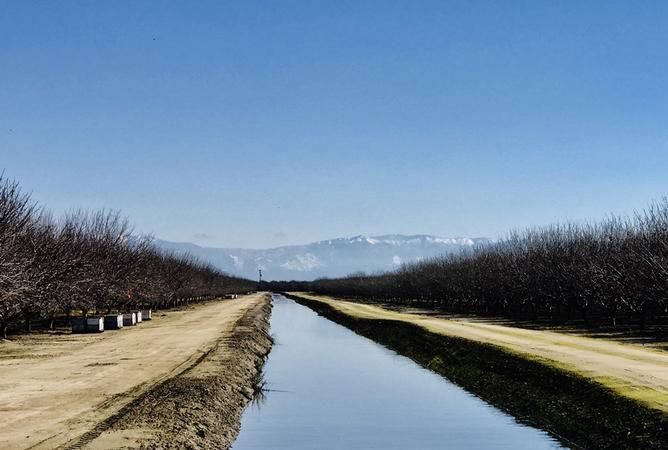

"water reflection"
[232,295,565,450]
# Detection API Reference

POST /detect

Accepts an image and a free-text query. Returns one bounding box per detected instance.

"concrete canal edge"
[72,295,273,450]
[285,293,668,450]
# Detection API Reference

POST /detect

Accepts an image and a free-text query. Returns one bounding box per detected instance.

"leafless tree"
[306,200,668,330]
[0,175,255,338]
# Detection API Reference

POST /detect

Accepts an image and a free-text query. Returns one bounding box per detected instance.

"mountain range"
[154,235,492,281]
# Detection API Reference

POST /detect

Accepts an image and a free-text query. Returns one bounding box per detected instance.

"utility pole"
[258,268,263,289]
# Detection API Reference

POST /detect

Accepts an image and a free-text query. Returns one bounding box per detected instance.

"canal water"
[232,294,565,450]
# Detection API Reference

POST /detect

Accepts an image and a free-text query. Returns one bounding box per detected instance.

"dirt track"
[292,292,668,413]
[0,293,269,450]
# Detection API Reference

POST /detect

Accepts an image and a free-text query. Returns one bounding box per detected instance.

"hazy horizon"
[156,233,493,250]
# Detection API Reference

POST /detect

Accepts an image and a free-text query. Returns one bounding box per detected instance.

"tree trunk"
[638,309,647,330]
[1,323,7,339]
[25,316,32,332]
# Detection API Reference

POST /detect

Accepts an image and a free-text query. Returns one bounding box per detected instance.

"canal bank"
[285,293,667,450]
[79,295,273,450]
[0,294,272,450]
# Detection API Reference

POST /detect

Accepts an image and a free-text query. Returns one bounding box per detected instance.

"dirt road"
[292,293,668,413]
[0,293,268,450]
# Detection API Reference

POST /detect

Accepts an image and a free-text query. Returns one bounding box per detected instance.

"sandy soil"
[292,292,668,413]
[0,293,268,450]
[84,296,272,450]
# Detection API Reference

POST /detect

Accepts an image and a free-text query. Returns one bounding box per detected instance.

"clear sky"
[1,1,667,249]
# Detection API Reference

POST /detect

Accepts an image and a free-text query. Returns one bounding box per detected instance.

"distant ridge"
[154,235,492,281]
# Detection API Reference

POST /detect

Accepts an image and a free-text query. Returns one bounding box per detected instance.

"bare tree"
[0,175,255,338]
[308,200,668,330]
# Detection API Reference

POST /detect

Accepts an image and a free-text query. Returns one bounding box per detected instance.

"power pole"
[258,268,263,289]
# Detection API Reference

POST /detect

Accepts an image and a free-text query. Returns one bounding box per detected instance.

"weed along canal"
[232,295,565,450]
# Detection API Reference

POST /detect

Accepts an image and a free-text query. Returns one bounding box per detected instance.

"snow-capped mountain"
[154,235,492,281]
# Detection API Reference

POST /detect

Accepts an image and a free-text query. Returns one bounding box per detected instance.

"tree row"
[278,200,668,328]
[0,176,255,338]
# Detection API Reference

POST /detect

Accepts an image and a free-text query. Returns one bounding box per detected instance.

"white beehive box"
[104,314,124,330]
[88,317,104,332]
[72,317,105,333]
[122,312,137,326]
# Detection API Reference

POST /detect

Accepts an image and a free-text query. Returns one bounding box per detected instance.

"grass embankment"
[286,293,668,450]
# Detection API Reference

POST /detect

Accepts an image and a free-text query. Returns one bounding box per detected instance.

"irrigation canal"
[232,294,565,450]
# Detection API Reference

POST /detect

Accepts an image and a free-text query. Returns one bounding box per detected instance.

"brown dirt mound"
[78,298,273,450]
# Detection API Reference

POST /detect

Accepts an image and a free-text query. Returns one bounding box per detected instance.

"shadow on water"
[250,371,268,407]
[250,363,289,408]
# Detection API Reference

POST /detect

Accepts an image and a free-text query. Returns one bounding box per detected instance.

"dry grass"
[292,292,668,413]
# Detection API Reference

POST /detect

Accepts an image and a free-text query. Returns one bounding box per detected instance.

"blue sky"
[1,1,667,248]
